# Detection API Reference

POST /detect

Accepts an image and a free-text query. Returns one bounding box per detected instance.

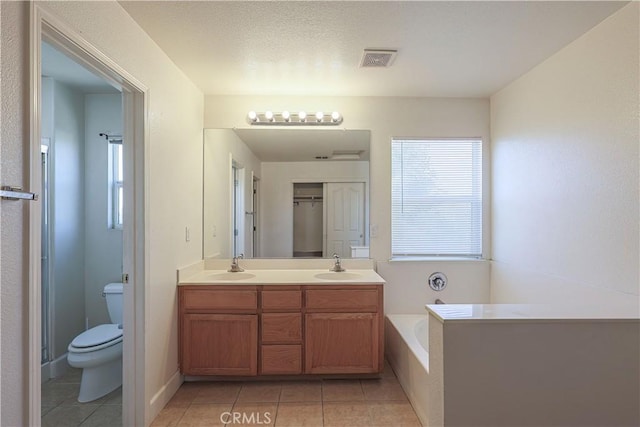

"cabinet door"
[182,313,257,375]
[305,313,379,374]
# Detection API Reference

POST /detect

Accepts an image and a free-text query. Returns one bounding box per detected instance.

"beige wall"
[203,129,261,259]
[0,2,204,425]
[441,319,640,426]
[50,81,87,360]
[1,2,31,425]
[84,94,123,328]
[490,3,639,307]
[204,96,493,312]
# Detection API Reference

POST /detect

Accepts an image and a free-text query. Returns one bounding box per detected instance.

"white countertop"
[426,303,640,322]
[179,269,385,285]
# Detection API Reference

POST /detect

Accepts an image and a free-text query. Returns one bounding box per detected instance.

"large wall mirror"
[203,128,370,259]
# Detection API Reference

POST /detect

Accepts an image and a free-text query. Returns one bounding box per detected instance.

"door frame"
[29,5,148,426]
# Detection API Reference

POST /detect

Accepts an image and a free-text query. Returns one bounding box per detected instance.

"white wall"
[490,3,639,308]
[261,161,369,258]
[0,2,204,424]
[204,96,492,313]
[84,93,123,327]
[203,129,261,259]
[51,81,87,359]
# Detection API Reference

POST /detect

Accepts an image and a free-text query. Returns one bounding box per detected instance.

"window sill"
[389,256,485,263]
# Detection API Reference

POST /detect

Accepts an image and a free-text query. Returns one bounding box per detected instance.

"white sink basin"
[206,272,256,281]
[313,272,363,281]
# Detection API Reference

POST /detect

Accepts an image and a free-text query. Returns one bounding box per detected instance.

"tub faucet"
[228,254,244,272]
[330,253,346,272]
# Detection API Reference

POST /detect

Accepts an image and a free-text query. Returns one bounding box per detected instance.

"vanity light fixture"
[246,110,343,126]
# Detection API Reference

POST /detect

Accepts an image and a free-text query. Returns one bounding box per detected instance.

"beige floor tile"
[41,405,56,417]
[150,406,188,427]
[367,401,421,426]
[361,378,408,401]
[228,402,277,426]
[192,383,241,404]
[42,382,82,406]
[79,403,122,427]
[177,403,232,427]
[167,383,208,407]
[41,404,100,427]
[381,360,397,379]
[236,382,281,403]
[279,381,322,402]
[275,402,323,427]
[50,368,83,384]
[322,380,364,402]
[322,401,371,427]
[103,387,123,405]
[59,386,120,406]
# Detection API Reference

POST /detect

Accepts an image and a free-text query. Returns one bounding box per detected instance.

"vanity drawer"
[261,345,302,374]
[261,313,302,343]
[305,289,379,312]
[261,290,301,310]
[182,289,257,311]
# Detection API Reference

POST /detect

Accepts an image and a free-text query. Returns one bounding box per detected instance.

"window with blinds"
[391,138,483,257]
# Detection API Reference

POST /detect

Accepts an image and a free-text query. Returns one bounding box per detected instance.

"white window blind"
[392,138,482,257]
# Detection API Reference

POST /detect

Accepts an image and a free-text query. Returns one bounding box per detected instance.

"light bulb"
[265,111,274,121]
[298,111,307,122]
[282,111,291,122]
[316,111,324,122]
[248,111,257,122]
[331,111,341,122]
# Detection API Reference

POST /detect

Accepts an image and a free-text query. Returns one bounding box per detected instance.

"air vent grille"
[360,49,397,68]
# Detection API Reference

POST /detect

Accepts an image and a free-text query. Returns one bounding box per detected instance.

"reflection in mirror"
[203,128,370,259]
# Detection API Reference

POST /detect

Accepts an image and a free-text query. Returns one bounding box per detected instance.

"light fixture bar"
[247,111,343,126]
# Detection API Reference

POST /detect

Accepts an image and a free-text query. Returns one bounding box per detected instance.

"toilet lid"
[71,324,123,348]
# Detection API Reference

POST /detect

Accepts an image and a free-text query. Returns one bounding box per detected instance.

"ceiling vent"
[360,49,397,68]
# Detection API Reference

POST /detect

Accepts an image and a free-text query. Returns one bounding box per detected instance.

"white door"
[326,182,365,258]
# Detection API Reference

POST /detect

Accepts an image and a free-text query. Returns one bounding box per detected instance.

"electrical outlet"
[212,225,217,237]
[371,224,379,238]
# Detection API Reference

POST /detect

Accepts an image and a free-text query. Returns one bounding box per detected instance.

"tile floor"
[41,368,122,427]
[151,362,421,427]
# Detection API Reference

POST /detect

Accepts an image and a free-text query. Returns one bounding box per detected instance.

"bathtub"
[385,314,431,427]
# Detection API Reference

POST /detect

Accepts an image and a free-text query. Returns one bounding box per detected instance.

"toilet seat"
[68,324,123,353]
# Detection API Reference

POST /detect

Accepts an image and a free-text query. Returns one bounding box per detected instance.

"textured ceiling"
[120,1,626,97]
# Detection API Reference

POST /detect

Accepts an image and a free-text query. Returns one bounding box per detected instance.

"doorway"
[293,183,324,258]
[251,176,259,258]
[40,40,125,424]
[31,7,147,426]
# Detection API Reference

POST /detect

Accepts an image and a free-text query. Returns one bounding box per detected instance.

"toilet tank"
[103,282,124,324]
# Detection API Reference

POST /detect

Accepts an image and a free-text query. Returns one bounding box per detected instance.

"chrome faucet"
[330,253,346,272]
[228,254,244,272]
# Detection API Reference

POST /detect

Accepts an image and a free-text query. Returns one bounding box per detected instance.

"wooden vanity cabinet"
[179,284,383,376]
[179,287,258,376]
[261,286,303,374]
[305,287,383,374]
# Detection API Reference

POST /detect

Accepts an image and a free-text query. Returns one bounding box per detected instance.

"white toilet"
[67,282,123,402]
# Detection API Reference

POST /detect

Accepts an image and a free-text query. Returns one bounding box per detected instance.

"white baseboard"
[42,353,70,382]
[149,370,183,422]
[41,362,51,383]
